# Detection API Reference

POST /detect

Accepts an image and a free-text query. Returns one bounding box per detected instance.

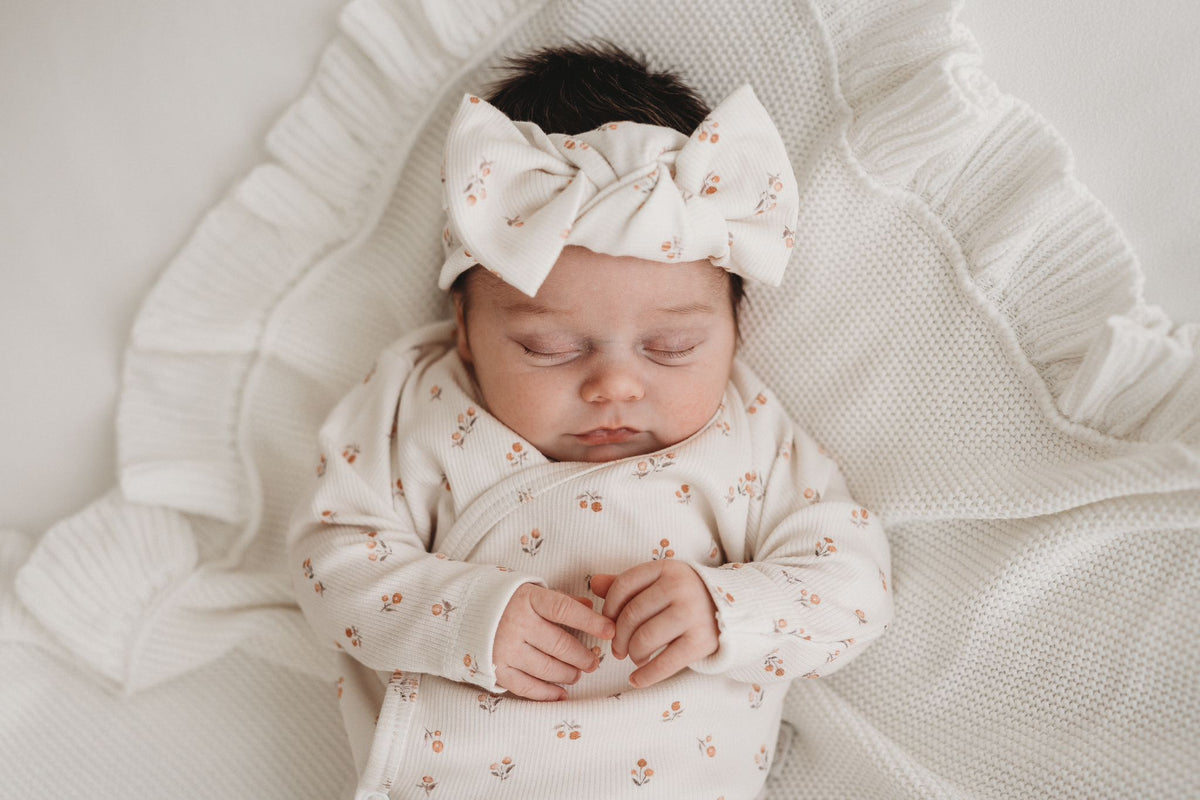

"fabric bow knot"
[438,84,799,297]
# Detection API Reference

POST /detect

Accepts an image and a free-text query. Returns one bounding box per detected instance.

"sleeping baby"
[287,42,893,800]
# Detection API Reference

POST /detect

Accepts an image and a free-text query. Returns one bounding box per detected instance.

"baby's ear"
[452,291,473,365]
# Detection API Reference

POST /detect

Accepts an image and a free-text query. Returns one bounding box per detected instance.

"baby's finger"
[625,605,689,666]
[628,636,702,689]
[597,561,662,622]
[496,664,568,702]
[588,573,616,598]
[530,586,615,641]
[512,641,584,685]
[525,619,601,673]
[611,584,671,660]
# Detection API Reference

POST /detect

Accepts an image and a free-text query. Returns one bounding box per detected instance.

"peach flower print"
[489,757,515,781]
[631,758,654,786]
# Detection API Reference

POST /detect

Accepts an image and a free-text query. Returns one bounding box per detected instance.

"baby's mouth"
[574,427,641,445]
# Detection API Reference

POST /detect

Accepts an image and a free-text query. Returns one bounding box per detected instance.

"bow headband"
[438,84,799,297]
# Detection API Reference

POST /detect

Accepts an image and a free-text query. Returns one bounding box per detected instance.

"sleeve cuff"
[445,567,545,693]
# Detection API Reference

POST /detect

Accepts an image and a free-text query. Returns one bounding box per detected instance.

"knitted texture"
[5,0,1199,797]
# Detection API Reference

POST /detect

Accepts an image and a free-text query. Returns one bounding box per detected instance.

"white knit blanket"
[5,0,1199,797]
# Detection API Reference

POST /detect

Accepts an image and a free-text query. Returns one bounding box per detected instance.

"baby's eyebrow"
[500,299,562,315]
[658,301,717,315]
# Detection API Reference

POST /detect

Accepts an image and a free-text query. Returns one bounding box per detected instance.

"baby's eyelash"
[522,345,571,360]
[648,346,696,360]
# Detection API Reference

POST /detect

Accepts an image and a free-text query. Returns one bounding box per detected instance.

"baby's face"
[456,246,737,463]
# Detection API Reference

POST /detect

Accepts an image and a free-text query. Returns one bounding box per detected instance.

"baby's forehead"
[468,253,733,315]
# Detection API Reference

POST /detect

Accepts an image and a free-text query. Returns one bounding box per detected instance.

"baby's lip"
[574,427,641,445]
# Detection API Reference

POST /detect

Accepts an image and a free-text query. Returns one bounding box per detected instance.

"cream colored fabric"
[439,85,799,295]
[287,322,891,798]
[4,0,1198,797]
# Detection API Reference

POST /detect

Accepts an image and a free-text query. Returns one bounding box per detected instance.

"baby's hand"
[494,583,615,701]
[590,561,719,688]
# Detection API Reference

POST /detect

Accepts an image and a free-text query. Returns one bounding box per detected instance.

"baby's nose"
[581,358,644,403]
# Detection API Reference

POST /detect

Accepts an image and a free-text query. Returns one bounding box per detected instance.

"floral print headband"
[438,84,799,297]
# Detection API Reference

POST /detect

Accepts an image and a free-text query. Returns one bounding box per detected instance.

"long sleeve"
[689,383,893,684]
[285,327,542,693]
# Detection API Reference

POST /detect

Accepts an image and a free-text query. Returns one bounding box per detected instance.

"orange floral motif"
[576,490,603,512]
[320,509,337,524]
[632,452,676,478]
[755,744,771,771]
[316,454,326,477]
[380,591,403,612]
[675,484,693,504]
[429,385,442,401]
[520,529,543,556]
[815,537,837,557]
[698,735,717,758]
[416,775,437,795]
[554,720,583,740]
[302,558,325,596]
[725,472,763,504]
[393,479,405,500]
[336,676,344,700]
[463,653,478,678]
[366,531,392,562]
[763,650,785,677]
[489,756,515,781]
[747,393,767,414]
[431,600,457,619]
[748,684,765,708]
[802,487,821,504]
[391,670,419,701]
[451,407,478,448]
[425,728,444,754]
[505,441,527,467]
[851,508,871,527]
[631,758,654,786]
[463,159,492,206]
[661,700,683,722]
[796,588,821,608]
[652,539,675,560]
[342,444,360,464]
[590,644,605,665]
[660,236,682,261]
[477,692,503,713]
[783,226,796,248]
[879,568,889,592]
[774,618,811,640]
[517,488,535,504]
[344,626,362,648]
[855,609,868,625]
[715,586,736,605]
[701,172,721,195]
[697,118,720,143]
[778,442,792,461]
[754,173,784,216]
[505,215,525,228]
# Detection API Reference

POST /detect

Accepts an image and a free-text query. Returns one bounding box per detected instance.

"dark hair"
[454,42,744,329]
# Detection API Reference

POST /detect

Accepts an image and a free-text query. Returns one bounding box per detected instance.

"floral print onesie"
[288,320,893,800]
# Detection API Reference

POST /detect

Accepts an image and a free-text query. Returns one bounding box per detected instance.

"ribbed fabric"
[4,0,1198,797]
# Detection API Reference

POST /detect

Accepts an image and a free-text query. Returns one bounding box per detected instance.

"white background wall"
[2,0,1197,534]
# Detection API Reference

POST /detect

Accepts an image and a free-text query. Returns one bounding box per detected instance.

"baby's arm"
[594,398,892,688]
[686,415,893,684]
[287,338,610,697]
